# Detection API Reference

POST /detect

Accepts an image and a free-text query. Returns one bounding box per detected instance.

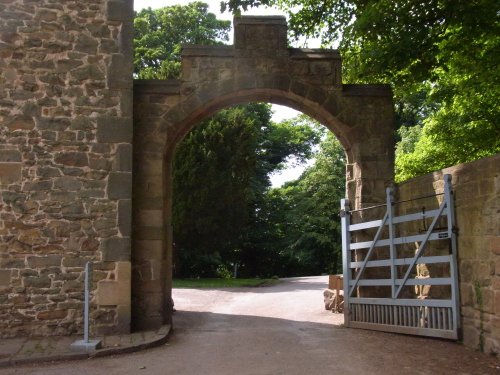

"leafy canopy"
[250,124,346,277]
[222,0,500,181]
[134,2,230,79]
[172,107,322,277]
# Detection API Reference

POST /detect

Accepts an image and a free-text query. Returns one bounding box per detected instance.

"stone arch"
[132,16,394,330]
[163,85,354,163]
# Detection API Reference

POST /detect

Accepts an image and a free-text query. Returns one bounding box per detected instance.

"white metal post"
[444,174,461,333]
[83,262,91,343]
[71,262,102,351]
[341,198,351,326]
[386,187,396,299]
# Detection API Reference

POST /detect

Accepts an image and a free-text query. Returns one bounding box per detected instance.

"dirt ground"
[2,276,499,375]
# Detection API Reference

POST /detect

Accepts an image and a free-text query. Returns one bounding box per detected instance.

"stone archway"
[132,16,394,330]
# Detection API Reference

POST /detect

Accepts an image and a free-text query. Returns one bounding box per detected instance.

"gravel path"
[2,276,498,375]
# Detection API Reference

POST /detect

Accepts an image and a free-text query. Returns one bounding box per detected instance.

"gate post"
[386,187,396,298]
[444,174,461,335]
[341,198,351,326]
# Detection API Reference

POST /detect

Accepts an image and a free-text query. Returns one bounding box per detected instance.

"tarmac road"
[1,276,499,375]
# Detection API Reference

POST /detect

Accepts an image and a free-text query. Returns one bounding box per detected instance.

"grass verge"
[173,278,279,288]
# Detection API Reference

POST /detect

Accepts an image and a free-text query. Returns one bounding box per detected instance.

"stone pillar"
[340,85,395,297]
[131,159,167,330]
[132,81,181,330]
[340,85,395,210]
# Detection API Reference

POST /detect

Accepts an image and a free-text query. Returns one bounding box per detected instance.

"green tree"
[222,0,500,181]
[173,107,321,277]
[241,119,346,278]
[270,133,345,276]
[173,104,268,277]
[134,2,230,79]
[284,131,346,275]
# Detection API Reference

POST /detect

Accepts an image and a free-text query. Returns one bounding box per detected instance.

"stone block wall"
[0,0,133,337]
[397,154,500,353]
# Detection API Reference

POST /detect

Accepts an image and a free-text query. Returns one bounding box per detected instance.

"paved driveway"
[1,276,498,374]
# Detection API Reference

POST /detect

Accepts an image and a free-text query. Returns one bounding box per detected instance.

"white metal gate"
[341,174,460,339]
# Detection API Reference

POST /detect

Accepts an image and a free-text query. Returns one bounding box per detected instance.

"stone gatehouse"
[0,0,498,355]
[0,0,395,337]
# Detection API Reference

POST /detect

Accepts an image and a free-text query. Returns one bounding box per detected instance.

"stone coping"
[179,45,342,60]
[233,15,287,25]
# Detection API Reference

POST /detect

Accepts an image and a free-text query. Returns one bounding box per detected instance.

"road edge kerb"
[0,324,172,368]
[91,324,172,358]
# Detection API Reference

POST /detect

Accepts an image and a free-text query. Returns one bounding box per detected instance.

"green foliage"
[395,125,422,156]
[134,2,230,79]
[173,278,279,288]
[259,114,322,171]
[172,107,322,277]
[276,132,346,275]
[242,128,346,277]
[173,104,268,277]
[216,264,233,279]
[222,0,500,181]
[393,1,500,181]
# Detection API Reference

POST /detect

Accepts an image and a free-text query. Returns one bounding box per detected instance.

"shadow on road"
[169,310,499,375]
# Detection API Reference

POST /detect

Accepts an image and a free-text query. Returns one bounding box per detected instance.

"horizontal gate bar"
[349,208,444,231]
[395,199,448,299]
[392,209,444,225]
[349,219,384,231]
[349,277,452,287]
[349,231,449,250]
[349,298,454,307]
[348,211,389,296]
[350,255,451,269]
[349,321,457,340]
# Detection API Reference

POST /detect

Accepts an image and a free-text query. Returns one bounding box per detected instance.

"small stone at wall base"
[323,289,344,313]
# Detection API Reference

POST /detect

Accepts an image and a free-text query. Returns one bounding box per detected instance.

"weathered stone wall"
[0,0,133,337]
[397,154,500,353]
[0,11,395,338]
